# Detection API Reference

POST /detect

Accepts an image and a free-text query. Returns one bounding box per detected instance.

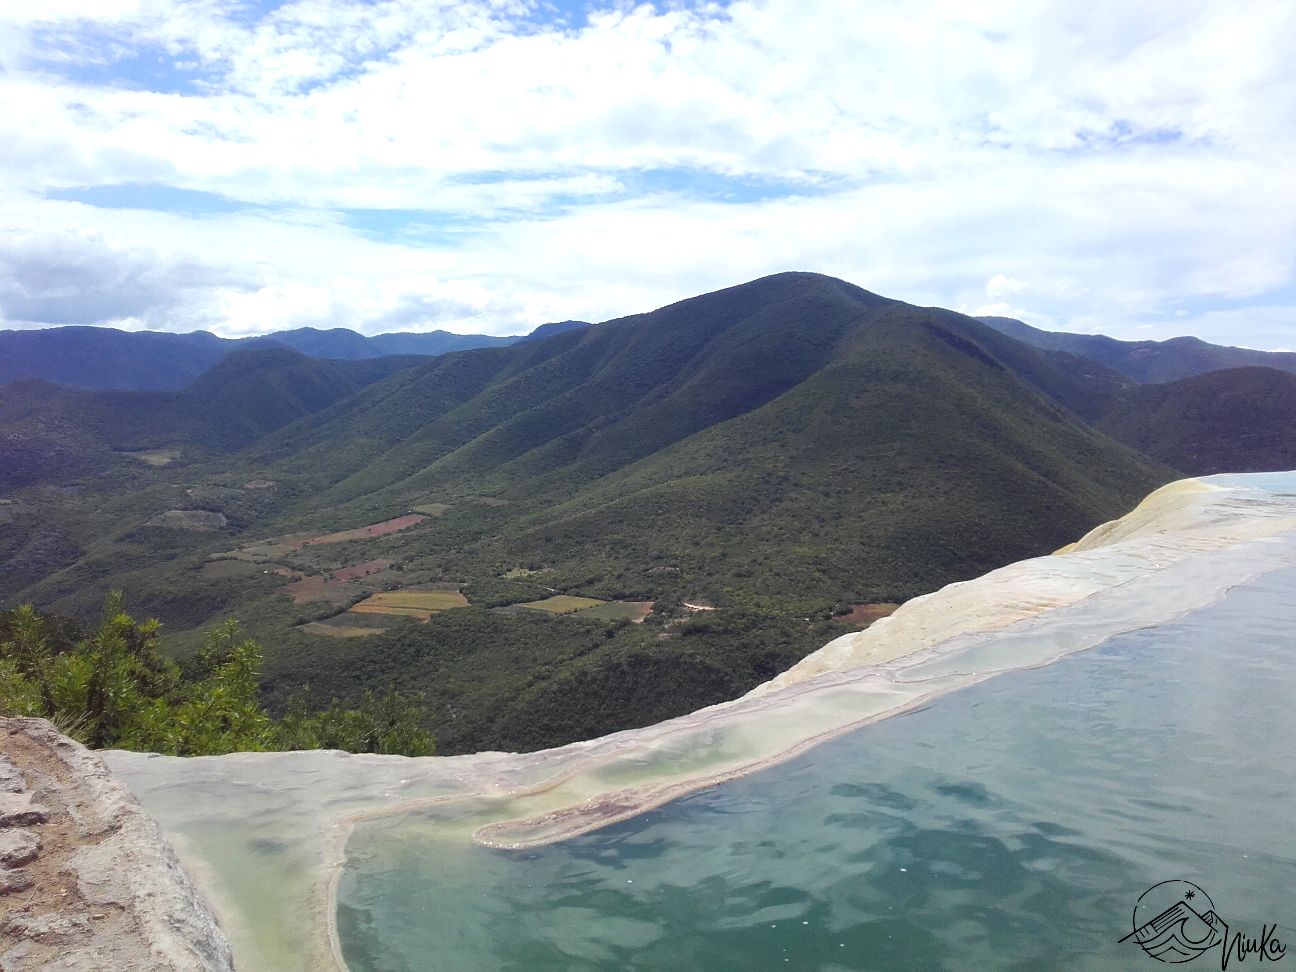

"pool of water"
[337,568,1296,971]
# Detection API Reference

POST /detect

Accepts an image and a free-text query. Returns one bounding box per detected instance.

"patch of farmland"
[216,533,316,562]
[216,513,428,565]
[300,514,428,546]
[833,602,900,627]
[297,621,387,638]
[348,589,469,620]
[119,448,180,466]
[412,503,452,516]
[515,595,606,615]
[279,559,440,604]
[198,560,260,579]
[329,559,393,581]
[572,600,654,622]
[281,574,360,605]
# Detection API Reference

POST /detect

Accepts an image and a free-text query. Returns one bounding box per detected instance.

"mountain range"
[0,349,427,490]
[1,272,1292,753]
[978,314,1296,383]
[0,321,592,391]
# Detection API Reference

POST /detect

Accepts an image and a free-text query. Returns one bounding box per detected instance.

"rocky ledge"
[0,719,234,971]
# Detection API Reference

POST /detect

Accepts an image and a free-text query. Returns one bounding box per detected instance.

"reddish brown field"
[833,602,901,627]
[220,515,429,564]
[329,559,393,581]
[281,575,358,605]
[300,514,428,547]
[281,559,398,603]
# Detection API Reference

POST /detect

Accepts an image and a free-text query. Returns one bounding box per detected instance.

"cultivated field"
[214,513,429,564]
[198,560,260,579]
[301,514,428,546]
[833,602,900,627]
[279,560,404,604]
[516,595,606,614]
[572,601,654,622]
[349,590,470,619]
[119,448,180,466]
[297,622,387,638]
[329,559,394,581]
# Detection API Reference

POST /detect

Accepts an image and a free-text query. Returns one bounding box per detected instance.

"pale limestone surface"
[0,720,234,972]
[100,472,1296,971]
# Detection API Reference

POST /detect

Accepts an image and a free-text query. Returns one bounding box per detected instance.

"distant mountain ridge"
[0,320,591,391]
[978,315,1296,383]
[0,347,424,490]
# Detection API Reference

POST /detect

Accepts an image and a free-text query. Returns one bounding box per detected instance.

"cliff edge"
[0,718,234,971]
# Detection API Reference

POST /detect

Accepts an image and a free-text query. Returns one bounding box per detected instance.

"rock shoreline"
[0,718,234,971]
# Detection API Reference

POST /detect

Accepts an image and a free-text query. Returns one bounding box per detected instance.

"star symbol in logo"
[1185,890,1196,900]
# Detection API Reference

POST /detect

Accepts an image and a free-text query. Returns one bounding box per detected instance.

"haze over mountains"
[2,272,1293,753]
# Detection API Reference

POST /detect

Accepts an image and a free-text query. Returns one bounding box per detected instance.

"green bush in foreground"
[0,595,433,757]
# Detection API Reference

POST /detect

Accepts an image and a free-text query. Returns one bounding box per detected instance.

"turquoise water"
[337,570,1296,971]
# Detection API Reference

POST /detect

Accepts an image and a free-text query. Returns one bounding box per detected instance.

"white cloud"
[0,0,1292,345]
[984,275,1026,300]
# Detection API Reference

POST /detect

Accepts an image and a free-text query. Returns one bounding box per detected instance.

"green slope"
[0,348,425,489]
[1098,366,1296,475]
[2,273,1174,754]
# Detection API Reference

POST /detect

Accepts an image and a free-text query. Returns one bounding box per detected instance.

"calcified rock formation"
[101,472,1296,971]
[0,719,234,971]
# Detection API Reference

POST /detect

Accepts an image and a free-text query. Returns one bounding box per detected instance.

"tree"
[274,689,435,756]
[1,596,434,757]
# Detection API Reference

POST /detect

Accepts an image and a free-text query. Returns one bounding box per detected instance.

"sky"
[1,0,1294,347]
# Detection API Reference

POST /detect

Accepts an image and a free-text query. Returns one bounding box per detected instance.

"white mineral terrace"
[104,472,1296,971]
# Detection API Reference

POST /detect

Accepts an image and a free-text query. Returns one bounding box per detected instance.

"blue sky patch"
[48,184,253,216]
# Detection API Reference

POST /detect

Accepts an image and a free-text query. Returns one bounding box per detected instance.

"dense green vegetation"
[0,598,433,756]
[0,272,1182,755]
[1097,366,1296,475]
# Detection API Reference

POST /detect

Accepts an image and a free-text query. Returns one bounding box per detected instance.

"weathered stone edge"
[3,718,236,971]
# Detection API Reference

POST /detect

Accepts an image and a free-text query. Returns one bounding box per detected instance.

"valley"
[4,9,1289,969]
[5,272,1295,756]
